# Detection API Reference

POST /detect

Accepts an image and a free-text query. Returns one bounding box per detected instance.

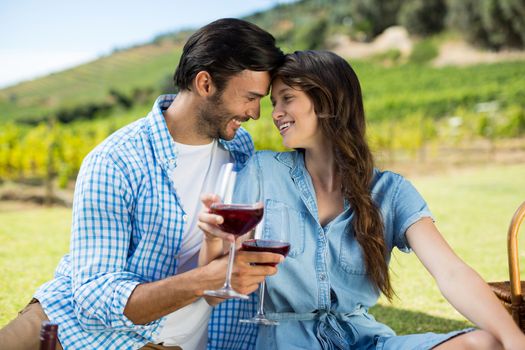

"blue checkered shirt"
[34,95,257,349]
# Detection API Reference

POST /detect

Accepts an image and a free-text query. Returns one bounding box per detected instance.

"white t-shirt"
[154,139,229,348]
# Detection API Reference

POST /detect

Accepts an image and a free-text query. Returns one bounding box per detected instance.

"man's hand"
[199,248,283,296]
[231,250,283,295]
[197,192,283,306]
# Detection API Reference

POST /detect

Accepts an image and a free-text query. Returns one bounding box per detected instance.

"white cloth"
[170,139,229,270]
[157,298,212,348]
[154,139,229,348]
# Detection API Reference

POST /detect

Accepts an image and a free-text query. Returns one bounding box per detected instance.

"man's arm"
[72,153,282,328]
[70,154,147,332]
[124,250,281,324]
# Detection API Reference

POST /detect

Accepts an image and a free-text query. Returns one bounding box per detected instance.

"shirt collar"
[276,150,352,212]
[275,150,305,177]
[147,94,179,171]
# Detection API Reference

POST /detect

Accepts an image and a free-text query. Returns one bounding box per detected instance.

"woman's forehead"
[271,79,293,95]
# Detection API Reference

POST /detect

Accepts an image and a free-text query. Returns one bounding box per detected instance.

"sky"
[0,0,295,88]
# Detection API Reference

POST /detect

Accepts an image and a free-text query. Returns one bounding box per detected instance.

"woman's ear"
[194,71,216,97]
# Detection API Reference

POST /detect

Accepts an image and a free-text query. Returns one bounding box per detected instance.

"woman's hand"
[198,193,230,267]
[501,331,525,350]
[198,193,235,243]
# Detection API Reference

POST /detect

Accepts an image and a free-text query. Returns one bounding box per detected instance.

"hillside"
[1,0,525,125]
[0,0,321,124]
[0,38,184,124]
[0,0,524,199]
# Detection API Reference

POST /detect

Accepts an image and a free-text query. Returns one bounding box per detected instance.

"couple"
[1,18,523,350]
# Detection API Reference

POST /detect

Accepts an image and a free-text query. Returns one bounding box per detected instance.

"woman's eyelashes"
[271,94,294,107]
[282,94,294,103]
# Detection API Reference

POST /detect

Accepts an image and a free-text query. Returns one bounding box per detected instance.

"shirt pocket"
[263,199,306,258]
[339,229,367,275]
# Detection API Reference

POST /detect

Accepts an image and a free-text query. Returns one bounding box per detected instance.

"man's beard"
[196,93,239,141]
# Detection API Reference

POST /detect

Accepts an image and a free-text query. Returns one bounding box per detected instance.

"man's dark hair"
[174,18,284,92]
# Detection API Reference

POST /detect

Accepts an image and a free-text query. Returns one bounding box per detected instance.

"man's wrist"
[193,257,226,296]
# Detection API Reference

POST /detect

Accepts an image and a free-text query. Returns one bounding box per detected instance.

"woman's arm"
[407,217,525,349]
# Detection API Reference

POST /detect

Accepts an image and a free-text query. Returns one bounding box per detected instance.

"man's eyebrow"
[247,91,266,98]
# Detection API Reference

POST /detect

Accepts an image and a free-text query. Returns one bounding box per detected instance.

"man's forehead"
[221,70,269,96]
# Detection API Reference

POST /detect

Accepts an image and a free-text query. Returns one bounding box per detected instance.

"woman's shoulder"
[373,168,405,185]
[255,150,298,164]
[254,149,279,157]
[372,168,426,205]
[371,169,408,198]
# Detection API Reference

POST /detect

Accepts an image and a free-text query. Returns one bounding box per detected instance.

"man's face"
[197,70,271,140]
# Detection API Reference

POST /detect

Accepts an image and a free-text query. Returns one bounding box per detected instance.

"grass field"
[372,163,525,333]
[1,163,524,334]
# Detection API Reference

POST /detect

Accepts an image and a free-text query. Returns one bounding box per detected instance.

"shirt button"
[183,214,188,222]
[319,273,327,281]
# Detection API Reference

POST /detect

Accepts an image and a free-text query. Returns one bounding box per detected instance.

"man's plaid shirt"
[35,95,257,349]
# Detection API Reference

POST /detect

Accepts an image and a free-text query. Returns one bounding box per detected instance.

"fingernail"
[279,255,284,262]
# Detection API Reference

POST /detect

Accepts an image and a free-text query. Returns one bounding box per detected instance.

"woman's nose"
[272,105,284,120]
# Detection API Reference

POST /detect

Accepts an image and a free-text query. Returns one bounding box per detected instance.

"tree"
[447,0,525,50]
[398,0,447,36]
[350,0,404,40]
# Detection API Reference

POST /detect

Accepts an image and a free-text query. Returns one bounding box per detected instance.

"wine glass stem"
[223,242,236,289]
[257,280,266,316]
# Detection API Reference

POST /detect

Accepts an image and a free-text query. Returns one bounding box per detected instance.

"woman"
[199,51,525,349]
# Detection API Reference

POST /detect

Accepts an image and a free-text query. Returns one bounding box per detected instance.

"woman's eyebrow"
[274,86,292,96]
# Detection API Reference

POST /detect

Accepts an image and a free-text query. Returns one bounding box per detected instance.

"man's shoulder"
[90,118,148,161]
[224,128,254,153]
[82,117,151,177]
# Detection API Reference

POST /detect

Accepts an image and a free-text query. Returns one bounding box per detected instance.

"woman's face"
[270,78,323,150]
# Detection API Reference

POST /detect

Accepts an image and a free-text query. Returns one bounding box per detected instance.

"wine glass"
[203,162,264,300]
[240,207,291,325]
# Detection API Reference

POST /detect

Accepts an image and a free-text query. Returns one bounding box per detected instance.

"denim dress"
[232,151,471,350]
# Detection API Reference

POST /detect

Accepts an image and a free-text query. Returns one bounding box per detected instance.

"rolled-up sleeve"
[392,176,434,252]
[70,153,160,336]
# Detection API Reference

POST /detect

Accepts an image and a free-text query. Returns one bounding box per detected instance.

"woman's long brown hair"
[273,51,393,299]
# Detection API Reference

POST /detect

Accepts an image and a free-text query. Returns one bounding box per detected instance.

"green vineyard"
[1,59,524,186]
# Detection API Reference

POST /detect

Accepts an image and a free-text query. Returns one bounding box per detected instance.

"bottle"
[39,321,58,350]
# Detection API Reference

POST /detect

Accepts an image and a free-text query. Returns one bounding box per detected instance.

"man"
[0,18,284,350]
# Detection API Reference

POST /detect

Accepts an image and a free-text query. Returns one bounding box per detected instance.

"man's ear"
[194,71,215,97]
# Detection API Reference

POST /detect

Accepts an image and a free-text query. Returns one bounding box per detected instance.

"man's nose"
[248,104,261,120]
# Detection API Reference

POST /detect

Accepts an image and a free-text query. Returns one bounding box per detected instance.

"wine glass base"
[203,288,249,300]
[239,315,279,326]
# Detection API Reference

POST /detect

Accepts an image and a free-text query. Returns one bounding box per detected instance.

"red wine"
[210,203,264,236]
[39,321,58,350]
[241,239,291,266]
